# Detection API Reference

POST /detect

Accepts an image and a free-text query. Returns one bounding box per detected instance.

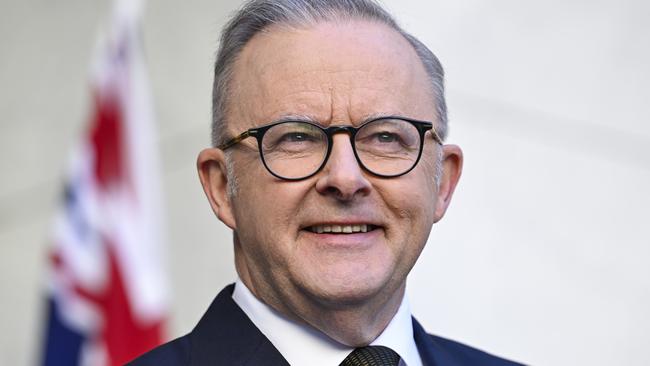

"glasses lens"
[355,118,421,176]
[261,121,328,179]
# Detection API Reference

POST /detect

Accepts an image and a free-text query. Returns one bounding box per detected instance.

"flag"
[41,1,168,364]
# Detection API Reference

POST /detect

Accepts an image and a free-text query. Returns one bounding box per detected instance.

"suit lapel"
[188,284,290,366]
[413,317,460,366]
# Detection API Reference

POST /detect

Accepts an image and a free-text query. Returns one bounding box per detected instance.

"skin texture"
[198,20,463,346]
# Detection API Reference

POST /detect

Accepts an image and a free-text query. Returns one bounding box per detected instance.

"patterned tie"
[339,345,401,366]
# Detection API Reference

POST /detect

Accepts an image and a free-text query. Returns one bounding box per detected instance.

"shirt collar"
[232,278,422,366]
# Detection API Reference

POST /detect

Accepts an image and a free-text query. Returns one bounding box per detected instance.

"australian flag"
[41,1,168,365]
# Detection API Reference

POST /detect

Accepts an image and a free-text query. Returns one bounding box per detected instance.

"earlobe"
[433,144,463,223]
[197,148,237,230]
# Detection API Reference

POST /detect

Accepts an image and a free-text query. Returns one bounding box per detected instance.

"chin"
[297,263,396,308]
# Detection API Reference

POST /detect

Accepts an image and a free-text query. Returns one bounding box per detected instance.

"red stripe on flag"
[90,92,126,190]
[73,242,163,365]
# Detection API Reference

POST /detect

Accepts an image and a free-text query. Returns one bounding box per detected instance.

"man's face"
[200,20,461,330]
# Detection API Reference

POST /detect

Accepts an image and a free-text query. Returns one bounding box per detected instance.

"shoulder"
[126,335,191,366]
[412,318,525,366]
[425,333,525,366]
[126,284,288,366]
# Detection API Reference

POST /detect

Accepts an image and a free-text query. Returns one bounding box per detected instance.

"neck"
[297,284,406,346]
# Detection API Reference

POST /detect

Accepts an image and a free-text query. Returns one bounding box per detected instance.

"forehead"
[228,20,435,129]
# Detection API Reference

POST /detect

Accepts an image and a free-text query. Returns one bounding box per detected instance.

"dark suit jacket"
[128,285,524,365]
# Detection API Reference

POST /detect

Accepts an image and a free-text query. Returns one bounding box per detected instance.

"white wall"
[1,1,648,365]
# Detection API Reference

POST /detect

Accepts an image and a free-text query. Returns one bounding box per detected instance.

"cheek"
[232,177,311,257]
[381,170,436,219]
[233,198,292,279]
[379,174,436,249]
[392,186,434,271]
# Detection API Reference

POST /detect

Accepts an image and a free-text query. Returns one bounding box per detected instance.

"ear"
[433,144,463,223]
[197,148,237,230]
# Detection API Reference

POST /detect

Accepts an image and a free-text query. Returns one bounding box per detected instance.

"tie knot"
[339,345,401,366]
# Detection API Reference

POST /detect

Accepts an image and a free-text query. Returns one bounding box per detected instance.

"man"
[131,0,523,365]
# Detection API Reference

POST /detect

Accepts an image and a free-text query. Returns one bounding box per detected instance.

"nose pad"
[315,134,371,200]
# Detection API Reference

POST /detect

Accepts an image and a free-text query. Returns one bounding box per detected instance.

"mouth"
[305,224,379,234]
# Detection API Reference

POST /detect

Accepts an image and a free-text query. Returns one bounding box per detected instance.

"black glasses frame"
[218,116,443,181]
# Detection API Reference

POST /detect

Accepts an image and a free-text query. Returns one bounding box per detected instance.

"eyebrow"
[269,114,320,124]
[269,112,411,127]
[358,112,409,123]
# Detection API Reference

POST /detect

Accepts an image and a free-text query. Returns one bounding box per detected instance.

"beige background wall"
[1,0,649,365]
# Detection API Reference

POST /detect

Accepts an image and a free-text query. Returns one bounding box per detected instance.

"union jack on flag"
[41,1,168,365]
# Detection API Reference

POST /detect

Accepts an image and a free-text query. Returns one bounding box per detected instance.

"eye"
[280,132,314,143]
[355,119,420,157]
[374,131,400,143]
[263,123,326,155]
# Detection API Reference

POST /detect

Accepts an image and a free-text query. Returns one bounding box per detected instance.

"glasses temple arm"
[218,131,251,150]
[429,127,443,145]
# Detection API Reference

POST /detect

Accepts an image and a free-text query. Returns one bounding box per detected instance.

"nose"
[315,133,371,201]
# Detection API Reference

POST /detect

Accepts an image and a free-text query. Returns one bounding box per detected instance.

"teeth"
[309,224,373,234]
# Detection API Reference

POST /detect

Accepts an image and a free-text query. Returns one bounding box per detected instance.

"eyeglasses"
[218,116,443,181]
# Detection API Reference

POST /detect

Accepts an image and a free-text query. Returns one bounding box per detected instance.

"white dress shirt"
[232,278,423,366]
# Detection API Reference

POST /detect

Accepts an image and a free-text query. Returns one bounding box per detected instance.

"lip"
[301,220,383,231]
[299,221,384,248]
[305,223,377,234]
[300,228,383,248]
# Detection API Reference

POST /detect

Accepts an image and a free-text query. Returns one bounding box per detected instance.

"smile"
[306,224,378,234]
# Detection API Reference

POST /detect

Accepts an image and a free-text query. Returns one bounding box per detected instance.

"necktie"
[339,345,401,366]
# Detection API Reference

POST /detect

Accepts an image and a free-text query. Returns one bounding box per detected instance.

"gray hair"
[211,0,448,148]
